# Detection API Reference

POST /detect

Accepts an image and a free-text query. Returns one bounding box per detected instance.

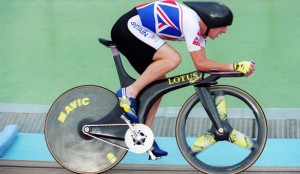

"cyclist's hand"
[233,61,255,77]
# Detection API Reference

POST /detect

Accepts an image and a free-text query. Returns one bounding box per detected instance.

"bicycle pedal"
[148,155,162,160]
[147,150,162,160]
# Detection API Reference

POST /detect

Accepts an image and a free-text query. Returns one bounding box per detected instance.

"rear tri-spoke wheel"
[175,85,267,173]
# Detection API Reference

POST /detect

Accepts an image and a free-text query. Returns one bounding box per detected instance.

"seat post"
[109,45,135,88]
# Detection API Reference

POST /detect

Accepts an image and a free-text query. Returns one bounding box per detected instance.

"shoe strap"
[121,88,127,98]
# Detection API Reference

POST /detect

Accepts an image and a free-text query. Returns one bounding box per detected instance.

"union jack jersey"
[136,0,206,52]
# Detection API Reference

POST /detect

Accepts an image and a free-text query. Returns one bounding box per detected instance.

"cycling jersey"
[136,0,206,52]
[111,0,207,74]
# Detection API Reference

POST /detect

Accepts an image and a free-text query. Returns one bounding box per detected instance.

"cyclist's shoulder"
[181,3,200,22]
[136,1,198,23]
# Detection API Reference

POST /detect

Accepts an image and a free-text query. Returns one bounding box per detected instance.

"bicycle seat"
[98,38,115,47]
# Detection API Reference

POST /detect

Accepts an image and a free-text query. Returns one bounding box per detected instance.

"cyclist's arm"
[190,47,234,72]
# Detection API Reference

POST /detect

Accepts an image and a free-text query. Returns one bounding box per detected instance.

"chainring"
[124,124,154,154]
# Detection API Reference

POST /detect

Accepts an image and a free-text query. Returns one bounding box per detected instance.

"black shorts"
[111,8,165,74]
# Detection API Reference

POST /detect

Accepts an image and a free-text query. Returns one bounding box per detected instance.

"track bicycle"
[44,38,268,173]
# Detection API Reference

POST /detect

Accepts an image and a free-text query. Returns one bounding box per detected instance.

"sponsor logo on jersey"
[130,22,159,41]
[131,22,150,37]
[192,30,201,46]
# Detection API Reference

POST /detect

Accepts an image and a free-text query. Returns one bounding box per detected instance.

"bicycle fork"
[195,87,229,135]
[194,87,254,152]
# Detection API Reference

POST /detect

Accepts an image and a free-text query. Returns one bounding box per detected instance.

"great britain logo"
[136,1,183,40]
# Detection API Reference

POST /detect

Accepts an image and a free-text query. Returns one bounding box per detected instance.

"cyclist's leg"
[145,96,162,126]
[126,45,180,157]
[111,9,179,156]
[117,44,179,157]
[126,43,181,98]
[145,96,170,157]
[112,9,180,123]
[116,44,180,123]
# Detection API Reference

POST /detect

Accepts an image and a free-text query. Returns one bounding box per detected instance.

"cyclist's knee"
[154,45,181,69]
[168,51,181,69]
[173,51,181,65]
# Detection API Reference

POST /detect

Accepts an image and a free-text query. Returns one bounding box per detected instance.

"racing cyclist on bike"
[111,0,255,159]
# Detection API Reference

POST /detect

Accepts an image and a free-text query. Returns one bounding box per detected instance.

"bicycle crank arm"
[121,115,140,137]
[82,123,128,140]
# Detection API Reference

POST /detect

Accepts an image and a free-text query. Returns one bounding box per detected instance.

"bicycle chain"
[82,123,137,151]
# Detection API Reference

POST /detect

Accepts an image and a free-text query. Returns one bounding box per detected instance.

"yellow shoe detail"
[118,97,131,112]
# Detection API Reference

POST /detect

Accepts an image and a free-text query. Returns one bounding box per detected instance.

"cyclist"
[111,0,255,158]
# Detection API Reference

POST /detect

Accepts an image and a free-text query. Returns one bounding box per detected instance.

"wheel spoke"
[215,92,228,121]
[191,131,216,155]
[228,129,254,149]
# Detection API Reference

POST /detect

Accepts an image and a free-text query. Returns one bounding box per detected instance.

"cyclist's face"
[208,27,227,40]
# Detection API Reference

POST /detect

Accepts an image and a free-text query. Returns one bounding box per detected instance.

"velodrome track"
[1,107,300,174]
[1,160,300,174]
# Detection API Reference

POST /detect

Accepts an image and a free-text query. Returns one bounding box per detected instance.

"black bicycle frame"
[97,38,243,139]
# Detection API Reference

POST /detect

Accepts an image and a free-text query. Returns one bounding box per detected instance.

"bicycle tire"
[175,85,267,174]
[44,85,127,173]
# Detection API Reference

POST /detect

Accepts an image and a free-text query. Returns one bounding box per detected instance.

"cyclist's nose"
[222,27,227,33]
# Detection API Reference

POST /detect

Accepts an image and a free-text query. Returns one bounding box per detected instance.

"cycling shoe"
[116,88,139,123]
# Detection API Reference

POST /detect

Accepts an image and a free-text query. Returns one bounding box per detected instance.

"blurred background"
[1,0,300,109]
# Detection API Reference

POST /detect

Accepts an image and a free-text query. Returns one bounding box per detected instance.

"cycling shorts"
[111,8,166,74]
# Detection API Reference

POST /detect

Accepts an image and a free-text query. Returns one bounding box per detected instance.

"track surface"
[1,160,300,174]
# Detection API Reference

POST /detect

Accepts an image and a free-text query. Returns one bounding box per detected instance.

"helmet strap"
[205,28,210,36]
